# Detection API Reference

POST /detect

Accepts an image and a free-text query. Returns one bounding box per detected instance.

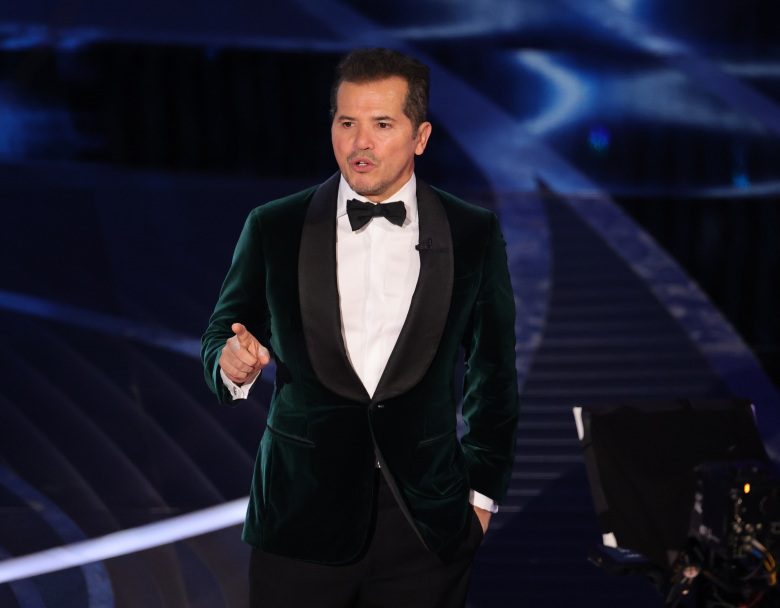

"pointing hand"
[219,323,271,385]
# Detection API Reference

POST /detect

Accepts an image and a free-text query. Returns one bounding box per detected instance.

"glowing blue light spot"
[0,27,49,50]
[733,172,750,188]
[0,98,79,160]
[609,0,643,12]
[588,126,610,153]
[58,29,105,51]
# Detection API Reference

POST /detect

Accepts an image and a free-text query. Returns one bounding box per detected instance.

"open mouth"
[352,159,375,171]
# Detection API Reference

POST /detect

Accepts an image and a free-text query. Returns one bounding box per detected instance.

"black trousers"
[249,472,483,608]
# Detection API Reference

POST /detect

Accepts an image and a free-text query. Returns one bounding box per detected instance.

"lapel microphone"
[415,238,433,251]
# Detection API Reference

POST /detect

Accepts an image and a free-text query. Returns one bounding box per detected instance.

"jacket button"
[376,403,385,409]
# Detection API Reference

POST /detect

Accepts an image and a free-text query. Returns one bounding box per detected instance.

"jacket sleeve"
[460,213,519,503]
[201,208,270,404]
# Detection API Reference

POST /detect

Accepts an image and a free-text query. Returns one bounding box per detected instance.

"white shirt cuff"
[469,489,498,513]
[219,367,259,400]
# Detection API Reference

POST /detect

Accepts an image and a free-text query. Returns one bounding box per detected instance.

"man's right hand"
[219,323,271,385]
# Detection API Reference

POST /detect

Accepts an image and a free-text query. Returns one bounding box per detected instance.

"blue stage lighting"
[733,172,751,188]
[588,126,611,153]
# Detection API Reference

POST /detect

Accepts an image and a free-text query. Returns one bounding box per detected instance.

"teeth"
[357,162,367,166]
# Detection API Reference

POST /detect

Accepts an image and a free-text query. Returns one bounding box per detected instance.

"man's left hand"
[473,506,491,535]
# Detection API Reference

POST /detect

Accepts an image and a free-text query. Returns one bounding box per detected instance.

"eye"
[377,122,390,129]
[341,121,353,128]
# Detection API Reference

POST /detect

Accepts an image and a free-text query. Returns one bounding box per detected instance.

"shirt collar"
[336,173,418,226]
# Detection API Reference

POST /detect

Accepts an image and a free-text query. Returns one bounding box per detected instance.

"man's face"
[331,76,432,203]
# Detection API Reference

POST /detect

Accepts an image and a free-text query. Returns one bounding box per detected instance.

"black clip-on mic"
[415,238,433,251]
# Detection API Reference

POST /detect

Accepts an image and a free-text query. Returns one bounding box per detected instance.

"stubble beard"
[344,154,387,199]
[345,170,393,201]
[353,180,389,199]
[344,159,414,202]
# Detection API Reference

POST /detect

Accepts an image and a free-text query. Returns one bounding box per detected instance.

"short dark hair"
[330,48,430,130]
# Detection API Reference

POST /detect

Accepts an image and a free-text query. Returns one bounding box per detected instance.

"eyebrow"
[334,115,397,122]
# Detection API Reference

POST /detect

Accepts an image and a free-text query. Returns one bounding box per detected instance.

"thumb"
[231,322,246,337]
[257,344,271,366]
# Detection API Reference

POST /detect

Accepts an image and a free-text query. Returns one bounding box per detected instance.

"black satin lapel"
[299,172,370,403]
[373,179,454,403]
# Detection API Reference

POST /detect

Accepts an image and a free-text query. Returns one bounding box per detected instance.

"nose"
[354,124,373,150]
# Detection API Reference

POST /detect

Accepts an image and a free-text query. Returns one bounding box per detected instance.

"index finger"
[232,323,257,347]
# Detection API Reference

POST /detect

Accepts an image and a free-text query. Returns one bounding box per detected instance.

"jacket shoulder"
[430,186,496,239]
[249,183,319,223]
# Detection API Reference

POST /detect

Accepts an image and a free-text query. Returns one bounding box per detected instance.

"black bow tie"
[346,199,406,231]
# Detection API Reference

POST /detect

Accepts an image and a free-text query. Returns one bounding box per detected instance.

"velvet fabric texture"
[201,173,518,565]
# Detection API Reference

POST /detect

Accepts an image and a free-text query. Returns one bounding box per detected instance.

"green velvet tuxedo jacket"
[201,172,518,564]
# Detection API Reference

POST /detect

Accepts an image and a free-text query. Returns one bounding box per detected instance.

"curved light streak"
[595,179,780,199]
[0,289,200,357]
[608,0,643,13]
[514,51,589,136]
[720,61,780,79]
[0,467,113,604]
[563,0,780,137]
[0,289,277,382]
[0,548,46,608]
[0,496,248,585]
[608,70,769,133]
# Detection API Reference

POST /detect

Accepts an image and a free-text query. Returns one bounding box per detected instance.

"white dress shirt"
[336,175,420,398]
[221,173,497,513]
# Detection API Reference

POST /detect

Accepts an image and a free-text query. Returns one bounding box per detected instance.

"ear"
[414,121,432,156]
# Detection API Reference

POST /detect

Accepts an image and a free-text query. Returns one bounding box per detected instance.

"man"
[201,48,518,607]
